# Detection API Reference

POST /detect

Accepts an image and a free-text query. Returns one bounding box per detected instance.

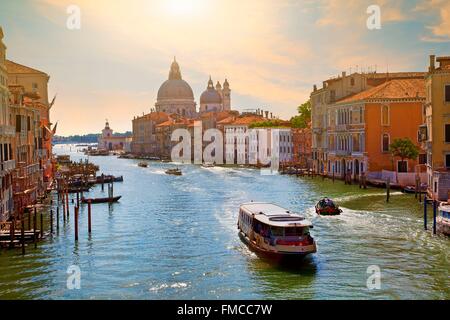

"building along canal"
[0,144,448,299]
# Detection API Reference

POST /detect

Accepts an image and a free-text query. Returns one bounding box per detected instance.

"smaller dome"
[200,77,222,104]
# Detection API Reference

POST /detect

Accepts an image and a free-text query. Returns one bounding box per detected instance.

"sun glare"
[164,0,206,17]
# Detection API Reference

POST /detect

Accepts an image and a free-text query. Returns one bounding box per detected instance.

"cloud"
[415,0,450,41]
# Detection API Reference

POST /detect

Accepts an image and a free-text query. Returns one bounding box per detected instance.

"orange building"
[327,78,426,179]
[292,125,312,168]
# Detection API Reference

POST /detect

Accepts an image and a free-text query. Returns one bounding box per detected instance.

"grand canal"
[0,144,448,299]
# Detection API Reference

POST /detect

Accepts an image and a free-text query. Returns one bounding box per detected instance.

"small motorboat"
[165,168,182,176]
[315,198,342,216]
[202,163,215,168]
[138,162,148,168]
[81,196,121,204]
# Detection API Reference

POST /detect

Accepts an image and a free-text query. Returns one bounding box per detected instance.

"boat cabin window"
[270,227,284,237]
[285,227,309,236]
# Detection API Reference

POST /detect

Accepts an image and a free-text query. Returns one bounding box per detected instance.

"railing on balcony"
[0,160,16,172]
[336,150,351,156]
[336,124,348,132]
[0,125,16,137]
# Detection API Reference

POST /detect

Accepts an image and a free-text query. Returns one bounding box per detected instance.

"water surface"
[0,144,448,299]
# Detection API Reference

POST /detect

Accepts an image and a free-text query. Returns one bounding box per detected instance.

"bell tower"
[222,79,231,111]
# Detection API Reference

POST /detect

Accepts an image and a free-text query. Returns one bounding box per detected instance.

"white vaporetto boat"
[238,202,317,259]
[438,204,450,236]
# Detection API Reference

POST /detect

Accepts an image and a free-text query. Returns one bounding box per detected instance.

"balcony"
[1,160,16,173]
[37,149,48,159]
[0,125,16,137]
[336,124,348,132]
[335,150,351,156]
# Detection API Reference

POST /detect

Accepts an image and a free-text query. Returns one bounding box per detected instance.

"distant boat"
[202,163,215,168]
[81,196,121,204]
[165,168,182,176]
[315,198,342,216]
[138,162,148,168]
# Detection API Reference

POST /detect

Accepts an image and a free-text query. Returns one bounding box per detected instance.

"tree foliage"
[389,138,419,162]
[290,100,311,128]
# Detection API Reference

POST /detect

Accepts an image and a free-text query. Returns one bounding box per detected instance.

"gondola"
[81,196,121,204]
[315,198,342,216]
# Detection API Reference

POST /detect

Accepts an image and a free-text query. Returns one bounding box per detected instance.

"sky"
[1,0,450,135]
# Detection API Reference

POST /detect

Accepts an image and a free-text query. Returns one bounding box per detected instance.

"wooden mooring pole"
[386,177,391,203]
[57,206,60,230]
[66,191,69,220]
[75,206,79,242]
[40,211,43,239]
[424,194,427,230]
[33,207,37,248]
[88,200,92,233]
[9,220,15,248]
[21,219,25,255]
[433,200,437,235]
[50,209,53,235]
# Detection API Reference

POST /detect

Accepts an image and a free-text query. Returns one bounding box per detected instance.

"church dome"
[157,58,194,101]
[200,77,222,104]
[157,79,194,101]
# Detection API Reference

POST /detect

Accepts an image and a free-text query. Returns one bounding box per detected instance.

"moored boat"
[437,204,450,236]
[403,184,427,194]
[201,163,215,168]
[238,202,317,259]
[165,168,182,176]
[81,196,121,204]
[315,198,342,216]
[138,162,148,168]
[95,175,124,183]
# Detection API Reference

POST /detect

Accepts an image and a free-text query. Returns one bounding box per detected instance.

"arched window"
[382,105,389,125]
[382,134,390,152]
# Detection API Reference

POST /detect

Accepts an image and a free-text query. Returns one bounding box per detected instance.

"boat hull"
[81,196,121,204]
[238,231,316,261]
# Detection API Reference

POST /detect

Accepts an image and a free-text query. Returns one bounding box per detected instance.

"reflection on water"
[0,144,448,300]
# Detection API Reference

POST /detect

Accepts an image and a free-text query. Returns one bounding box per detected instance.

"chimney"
[313,84,317,91]
[270,112,273,119]
[342,71,346,77]
[429,55,436,72]
[322,81,327,89]
[265,111,269,119]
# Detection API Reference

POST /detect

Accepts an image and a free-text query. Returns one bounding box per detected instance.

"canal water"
[0,144,448,299]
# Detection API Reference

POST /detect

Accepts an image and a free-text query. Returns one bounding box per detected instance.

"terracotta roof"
[229,115,265,126]
[5,60,48,76]
[136,111,169,121]
[217,116,234,125]
[337,78,425,104]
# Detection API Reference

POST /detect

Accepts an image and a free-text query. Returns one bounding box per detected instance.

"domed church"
[199,77,231,113]
[155,58,197,118]
[155,58,231,117]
